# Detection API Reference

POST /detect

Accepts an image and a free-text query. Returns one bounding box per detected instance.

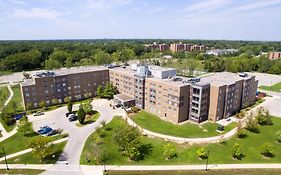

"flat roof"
[115,94,135,102]
[200,72,254,86]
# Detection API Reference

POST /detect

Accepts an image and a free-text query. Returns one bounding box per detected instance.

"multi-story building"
[21,64,258,124]
[205,49,239,56]
[170,43,185,52]
[20,66,109,109]
[159,44,170,52]
[206,72,258,122]
[269,52,281,60]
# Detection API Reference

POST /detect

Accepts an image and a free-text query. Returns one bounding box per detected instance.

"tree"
[83,100,93,114]
[256,107,272,125]
[39,101,46,109]
[77,104,86,124]
[94,50,113,65]
[44,59,62,70]
[113,125,141,160]
[51,98,59,105]
[67,102,73,113]
[96,85,104,98]
[197,147,207,159]
[64,96,71,103]
[245,117,260,133]
[163,143,177,159]
[26,103,33,110]
[232,143,243,160]
[120,48,135,63]
[29,136,52,163]
[17,116,33,135]
[237,121,246,138]
[260,143,274,157]
[103,83,118,99]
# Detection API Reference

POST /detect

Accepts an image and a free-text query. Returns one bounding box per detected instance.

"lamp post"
[205,150,210,171]
[2,147,9,170]
[103,150,106,175]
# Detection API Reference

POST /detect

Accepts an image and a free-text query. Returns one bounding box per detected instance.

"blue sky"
[0,0,281,40]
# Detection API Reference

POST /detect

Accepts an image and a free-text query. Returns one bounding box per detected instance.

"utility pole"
[2,147,9,170]
[205,150,210,171]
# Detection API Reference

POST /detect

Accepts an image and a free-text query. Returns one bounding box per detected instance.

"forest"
[0,39,280,75]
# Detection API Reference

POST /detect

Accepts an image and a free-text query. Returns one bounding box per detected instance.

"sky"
[0,0,281,41]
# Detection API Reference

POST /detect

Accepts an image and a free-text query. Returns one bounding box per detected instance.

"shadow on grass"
[137,143,153,161]
[23,132,39,137]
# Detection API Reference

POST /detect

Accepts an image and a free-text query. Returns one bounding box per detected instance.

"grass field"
[131,111,236,138]
[259,82,281,92]
[0,169,44,175]
[0,141,67,164]
[0,86,9,109]
[81,116,281,165]
[0,132,68,157]
[107,169,281,175]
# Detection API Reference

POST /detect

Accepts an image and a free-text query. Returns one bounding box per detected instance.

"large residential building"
[205,49,239,56]
[269,52,281,60]
[145,42,205,53]
[20,66,109,109]
[21,64,258,124]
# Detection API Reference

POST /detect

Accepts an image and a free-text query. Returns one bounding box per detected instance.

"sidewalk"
[0,137,68,162]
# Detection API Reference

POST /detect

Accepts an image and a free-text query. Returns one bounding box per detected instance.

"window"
[45,90,49,94]
[25,93,30,97]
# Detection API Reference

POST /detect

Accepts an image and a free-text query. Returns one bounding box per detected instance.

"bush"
[131,106,140,113]
[163,143,177,159]
[256,107,272,125]
[245,117,260,133]
[232,143,243,160]
[260,143,274,158]
[197,148,208,159]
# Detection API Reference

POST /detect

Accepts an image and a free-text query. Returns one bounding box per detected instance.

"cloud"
[13,8,59,20]
[185,0,231,12]
[145,6,166,14]
[234,0,281,11]
[86,0,132,11]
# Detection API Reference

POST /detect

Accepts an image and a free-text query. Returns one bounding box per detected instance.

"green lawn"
[0,85,24,132]
[259,82,281,92]
[81,116,281,165]
[0,86,9,110]
[0,132,68,157]
[0,169,44,175]
[76,111,100,127]
[0,141,67,164]
[107,169,281,175]
[130,111,236,138]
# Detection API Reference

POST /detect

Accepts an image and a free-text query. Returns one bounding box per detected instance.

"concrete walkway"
[0,137,68,162]
[123,98,268,144]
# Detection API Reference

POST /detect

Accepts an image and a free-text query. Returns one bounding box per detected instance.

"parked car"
[46,129,57,136]
[34,111,44,116]
[65,112,74,117]
[68,114,77,122]
[12,113,26,120]
[38,126,52,135]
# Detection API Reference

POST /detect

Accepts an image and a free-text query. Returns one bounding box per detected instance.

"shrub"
[232,143,243,160]
[163,143,177,159]
[237,121,247,138]
[245,117,260,133]
[260,143,274,158]
[131,106,140,113]
[197,148,208,159]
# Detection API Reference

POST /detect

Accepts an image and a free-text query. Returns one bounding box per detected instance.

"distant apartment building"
[159,44,170,52]
[170,43,185,52]
[20,66,109,109]
[145,42,205,53]
[269,52,281,60]
[205,49,239,56]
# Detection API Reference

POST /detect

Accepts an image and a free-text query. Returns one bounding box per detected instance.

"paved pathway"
[29,99,115,175]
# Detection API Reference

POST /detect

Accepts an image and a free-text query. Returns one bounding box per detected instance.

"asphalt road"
[30,99,115,175]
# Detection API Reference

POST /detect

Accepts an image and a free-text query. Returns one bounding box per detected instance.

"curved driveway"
[30,99,115,174]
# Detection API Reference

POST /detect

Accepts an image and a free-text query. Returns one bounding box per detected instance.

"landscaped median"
[130,111,237,138]
[80,116,281,165]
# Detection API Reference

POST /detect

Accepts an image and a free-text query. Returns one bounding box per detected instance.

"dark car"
[12,113,26,120]
[65,112,74,117]
[38,126,52,135]
[46,130,57,136]
[68,114,77,122]
[34,111,44,116]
